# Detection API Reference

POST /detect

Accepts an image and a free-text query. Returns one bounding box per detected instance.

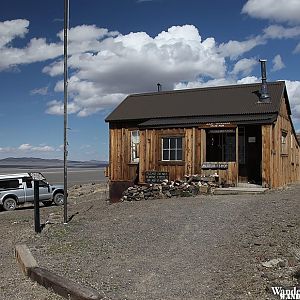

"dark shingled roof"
[105,81,287,123]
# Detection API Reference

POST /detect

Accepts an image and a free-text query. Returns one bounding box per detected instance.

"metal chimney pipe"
[259,59,270,101]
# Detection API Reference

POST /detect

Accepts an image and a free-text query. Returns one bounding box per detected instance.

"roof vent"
[259,59,270,102]
[157,83,162,92]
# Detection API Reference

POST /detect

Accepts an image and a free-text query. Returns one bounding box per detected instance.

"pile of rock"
[121,174,220,201]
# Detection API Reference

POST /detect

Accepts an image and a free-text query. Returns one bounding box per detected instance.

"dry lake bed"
[0,167,107,186]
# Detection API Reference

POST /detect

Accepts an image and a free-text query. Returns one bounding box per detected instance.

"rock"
[165,191,172,198]
[261,258,285,268]
[120,173,222,201]
[199,186,209,194]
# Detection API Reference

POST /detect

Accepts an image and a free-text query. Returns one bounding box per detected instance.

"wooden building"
[105,79,300,199]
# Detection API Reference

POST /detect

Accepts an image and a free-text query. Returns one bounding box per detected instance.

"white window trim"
[281,130,288,154]
[130,130,140,163]
[161,137,183,161]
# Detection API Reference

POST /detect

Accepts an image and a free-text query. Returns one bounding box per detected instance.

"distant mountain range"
[0,157,108,169]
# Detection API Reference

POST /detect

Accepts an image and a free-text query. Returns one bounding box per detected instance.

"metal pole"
[63,0,69,224]
[34,180,41,233]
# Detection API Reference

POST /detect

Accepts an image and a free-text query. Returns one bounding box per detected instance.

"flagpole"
[63,0,69,224]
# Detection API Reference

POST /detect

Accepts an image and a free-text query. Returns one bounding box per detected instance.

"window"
[130,130,140,163]
[162,137,183,161]
[39,180,49,187]
[281,131,288,154]
[23,178,32,188]
[206,129,236,162]
[0,179,20,190]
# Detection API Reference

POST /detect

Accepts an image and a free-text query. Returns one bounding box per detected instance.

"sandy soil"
[0,183,299,300]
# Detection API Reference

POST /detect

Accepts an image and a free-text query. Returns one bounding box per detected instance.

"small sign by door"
[248,137,256,143]
[145,171,169,183]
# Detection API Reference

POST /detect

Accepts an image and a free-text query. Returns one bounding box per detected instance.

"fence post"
[34,180,41,233]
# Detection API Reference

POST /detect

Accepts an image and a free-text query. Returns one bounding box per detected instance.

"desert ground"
[0,182,299,300]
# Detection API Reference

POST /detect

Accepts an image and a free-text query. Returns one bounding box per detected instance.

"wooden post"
[33,180,41,234]
[192,127,195,175]
[200,129,206,165]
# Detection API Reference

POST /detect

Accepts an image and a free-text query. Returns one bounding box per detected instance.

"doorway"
[238,125,262,184]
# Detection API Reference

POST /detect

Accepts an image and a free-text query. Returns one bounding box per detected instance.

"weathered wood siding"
[109,125,239,185]
[139,128,197,183]
[201,162,238,185]
[262,98,300,188]
[108,102,299,187]
[108,123,139,182]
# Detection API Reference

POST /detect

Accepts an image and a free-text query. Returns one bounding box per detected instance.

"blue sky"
[1,0,300,161]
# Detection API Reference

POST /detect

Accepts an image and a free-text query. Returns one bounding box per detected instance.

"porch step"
[213,187,269,195]
[237,183,263,188]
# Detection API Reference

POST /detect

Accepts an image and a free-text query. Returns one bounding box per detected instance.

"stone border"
[15,244,101,300]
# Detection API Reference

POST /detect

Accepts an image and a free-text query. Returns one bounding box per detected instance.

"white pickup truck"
[0,173,64,211]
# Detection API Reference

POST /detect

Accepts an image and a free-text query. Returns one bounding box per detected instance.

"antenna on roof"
[157,83,162,92]
[259,59,270,102]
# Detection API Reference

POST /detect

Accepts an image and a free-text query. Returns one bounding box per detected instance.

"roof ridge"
[129,81,285,98]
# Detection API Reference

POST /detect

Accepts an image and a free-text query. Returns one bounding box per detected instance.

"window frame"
[130,130,140,163]
[206,129,236,162]
[161,136,183,162]
[281,130,288,155]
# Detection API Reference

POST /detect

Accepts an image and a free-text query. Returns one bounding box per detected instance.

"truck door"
[38,180,51,200]
[23,178,34,202]
[16,179,26,203]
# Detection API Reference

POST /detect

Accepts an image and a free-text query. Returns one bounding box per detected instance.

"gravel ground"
[0,183,299,300]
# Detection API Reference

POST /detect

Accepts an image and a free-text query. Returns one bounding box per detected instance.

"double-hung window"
[130,130,140,163]
[162,137,183,161]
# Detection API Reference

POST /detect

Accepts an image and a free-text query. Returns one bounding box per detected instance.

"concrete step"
[213,187,269,195]
[237,183,263,188]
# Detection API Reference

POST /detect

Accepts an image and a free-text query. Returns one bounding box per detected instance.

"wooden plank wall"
[109,114,299,187]
[262,98,300,188]
[109,124,138,182]
[109,125,239,185]
[262,125,272,187]
[202,162,237,185]
[139,128,192,183]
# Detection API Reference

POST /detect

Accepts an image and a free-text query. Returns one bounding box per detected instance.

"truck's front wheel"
[3,198,17,211]
[53,193,64,206]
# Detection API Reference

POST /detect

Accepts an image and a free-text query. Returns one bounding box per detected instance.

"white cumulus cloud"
[0,19,29,48]
[231,58,258,76]
[271,55,285,72]
[174,76,260,90]
[285,80,300,121]
[18,143,55,152]
[242,0,300,24]
[45,24,227,116]
[218,36,265,60]
[0,19,64,71]
[263,25,300,39]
